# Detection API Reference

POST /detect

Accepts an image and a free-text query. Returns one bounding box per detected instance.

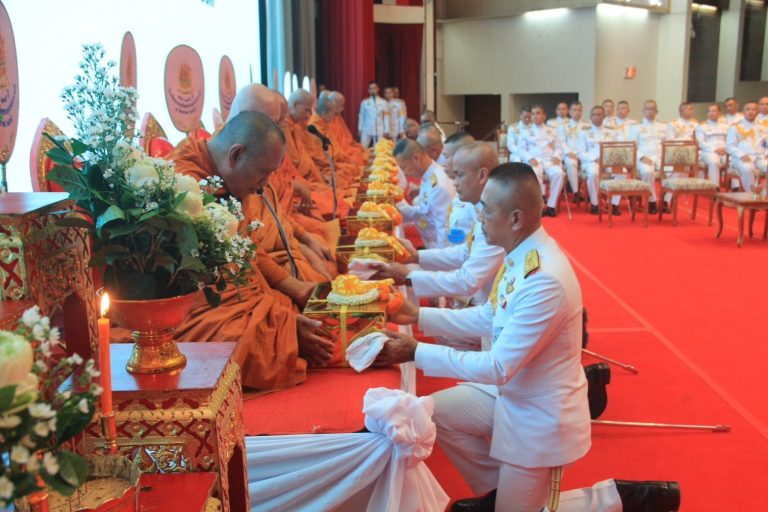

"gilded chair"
[29,118,67,192]
[659,140,717,225]
[597,141,649,227]
[139,112,174,158]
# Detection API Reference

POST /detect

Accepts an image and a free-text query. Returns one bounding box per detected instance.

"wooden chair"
[139,112,174,158]
[29,118,67,192]
[597,141,649,227]
[659,140,717,225]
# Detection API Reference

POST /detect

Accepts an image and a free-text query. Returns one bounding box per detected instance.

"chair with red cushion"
[29,118,68,192]
[139,112,174,158]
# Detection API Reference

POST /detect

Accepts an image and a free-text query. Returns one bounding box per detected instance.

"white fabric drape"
[247,388,449,512]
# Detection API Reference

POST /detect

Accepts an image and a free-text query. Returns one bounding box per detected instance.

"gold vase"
[107,291,202,374]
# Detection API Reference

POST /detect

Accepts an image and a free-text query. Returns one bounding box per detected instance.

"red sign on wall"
[0,1,19,165]
[219,56,236,122]
[164,45,204,134]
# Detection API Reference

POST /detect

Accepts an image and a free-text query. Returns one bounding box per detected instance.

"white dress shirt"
[397,160,455,249]
[666,117,698,141]
[628,118,667,161]
[727,119,766,160]
[415,227,591,468]
[696,120,729,154]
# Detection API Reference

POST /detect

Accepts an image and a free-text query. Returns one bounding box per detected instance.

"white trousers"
[731,157,767,192]
[636,159,659,203]
[432,385,623,512]
[563,156,580,195]
[530,160,565,208]
[700,152,726,186]
[360,134,382,148]
[583,163,621,206]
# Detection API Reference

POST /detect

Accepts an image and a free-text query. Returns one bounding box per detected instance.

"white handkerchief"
[348,258,386,280]
[345,332,390,372]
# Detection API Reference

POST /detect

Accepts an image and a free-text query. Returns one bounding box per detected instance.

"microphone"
[308,125,332,149]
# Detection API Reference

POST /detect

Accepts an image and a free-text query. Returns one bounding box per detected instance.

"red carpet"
[421,201,767,511]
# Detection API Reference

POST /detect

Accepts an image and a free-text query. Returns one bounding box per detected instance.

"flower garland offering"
[357,202,403,225]
[326,275,404,315]
[366,181,404,200]
[0,307,100,507]
[46,44,256,306]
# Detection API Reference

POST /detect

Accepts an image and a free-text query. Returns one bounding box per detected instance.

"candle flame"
[100,292,110,317]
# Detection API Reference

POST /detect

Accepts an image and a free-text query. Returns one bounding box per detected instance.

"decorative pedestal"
[0,192,96,356]
[138,472,220,511]
[83,342,248,512]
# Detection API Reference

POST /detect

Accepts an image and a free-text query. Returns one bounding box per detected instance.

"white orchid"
[0,331,34,390]
[43,452,59,475]
[10,445,30,464]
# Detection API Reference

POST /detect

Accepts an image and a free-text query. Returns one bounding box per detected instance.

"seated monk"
[171,111,335,388]
[286,89,351,218]
[304,92,362,190]
[328,91,368,166]
[224,84,335,284]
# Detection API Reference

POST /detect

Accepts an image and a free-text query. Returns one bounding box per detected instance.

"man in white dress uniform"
[375,163,680,512]
[727,101,767,193]
[394,138,455,249]
[695,103,729,187]
[358,81,390,148]
[519,105,566,217]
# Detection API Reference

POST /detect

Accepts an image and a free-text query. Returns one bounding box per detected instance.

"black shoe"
[544,207,557,217]
[451,490,496,512]
[611,205,621,216]
[616,480,681,512]
[582,308,589,348]
[584,363,610,419]
[731,187,740,192]
[648,202,658,214]
[590,205,598,215]
[662,202,672,214]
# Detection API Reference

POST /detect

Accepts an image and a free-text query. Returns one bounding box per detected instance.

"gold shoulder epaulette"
[430,173,438,187]
[524,249,540,278]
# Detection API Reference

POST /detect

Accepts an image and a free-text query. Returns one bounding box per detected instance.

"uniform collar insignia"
[506,277,515,294]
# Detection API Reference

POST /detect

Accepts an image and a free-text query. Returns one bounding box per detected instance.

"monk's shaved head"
[208,111,286,198]
[288,89,314,123]
[316,91,337,116]
[289,89,313,109]
[229,84,282,122]
[272,90,289,125]
[393,138,426,158]
[403,118,420,139]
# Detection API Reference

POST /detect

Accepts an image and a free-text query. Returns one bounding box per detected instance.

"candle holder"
[101,412,118,454]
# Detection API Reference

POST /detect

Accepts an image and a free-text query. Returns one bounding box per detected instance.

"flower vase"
[106,291,202,374]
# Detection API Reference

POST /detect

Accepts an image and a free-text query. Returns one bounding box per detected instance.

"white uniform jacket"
[519,124,563,164]
[577,124,616,164]
[358,96,390,137]
[415,227,591,468]
[506,121,529,161]
[447,196,477,238]
[727,119,766,160]
[603,117,636,140]
[666,118,698,141]
[413,206,505,305]
[724,113,744,126]
[397,161,455,249]
[628,119,667,161]
[387,99,407,138]
[557,119,588,155]
[696,120,729,153]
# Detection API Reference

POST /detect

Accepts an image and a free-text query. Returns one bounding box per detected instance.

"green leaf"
[57,451,90,488]
[55,217,94,231]
[216,279,227,292]
[54,397,96,446]
[70,139,88,157]
[47,147,74,166]
[47,165,90,201]
[90,244,129,266]
[139,209,161,222]
[178,223,199,257]
[0,384,16,411]
[203,286,222,307]
[96,205,126,234]
[42,468,78,497]
[177,255,205,273]
[104,222,141,238]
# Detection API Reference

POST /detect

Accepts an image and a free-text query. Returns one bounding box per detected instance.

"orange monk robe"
[269,156,331,239]
[330,115,368,166]
[168,138,306,390]
[303,116,361,188]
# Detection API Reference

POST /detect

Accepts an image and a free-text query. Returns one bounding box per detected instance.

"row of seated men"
[162,83,679,510]
[505,96,768,216]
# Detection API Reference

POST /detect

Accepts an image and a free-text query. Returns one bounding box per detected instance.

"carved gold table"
[713,192,768,247]
[0,192,96,355]
[83,342,247,512]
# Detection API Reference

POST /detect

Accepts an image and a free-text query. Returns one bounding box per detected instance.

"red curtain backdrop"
[374,23,423,123]
[317,0,375,131]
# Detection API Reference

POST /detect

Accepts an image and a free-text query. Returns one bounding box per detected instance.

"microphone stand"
[323,140,338,220]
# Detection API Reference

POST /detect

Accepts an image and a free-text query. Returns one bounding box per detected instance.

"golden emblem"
[506,277,515,295]
[524,249,540,278]
[179,62,193,93]
[430,173,437,187]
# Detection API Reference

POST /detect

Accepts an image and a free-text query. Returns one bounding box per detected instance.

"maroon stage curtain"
[317,0,375,131]
[374,23,423,124]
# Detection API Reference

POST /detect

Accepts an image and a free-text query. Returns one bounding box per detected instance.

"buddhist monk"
[226,84,334,283]
[417,124,445,163]
[328,91,368,166]
[307,92,362,189]
[171,111,335,387]
[403,118,420,140]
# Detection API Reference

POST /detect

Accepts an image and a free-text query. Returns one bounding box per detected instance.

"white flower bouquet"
[0,307,100,507]
[45,44,256,306]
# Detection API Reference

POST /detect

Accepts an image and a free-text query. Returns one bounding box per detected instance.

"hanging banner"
[218,55,236,122]
[0,0,19,167]
[164,44,204,134]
